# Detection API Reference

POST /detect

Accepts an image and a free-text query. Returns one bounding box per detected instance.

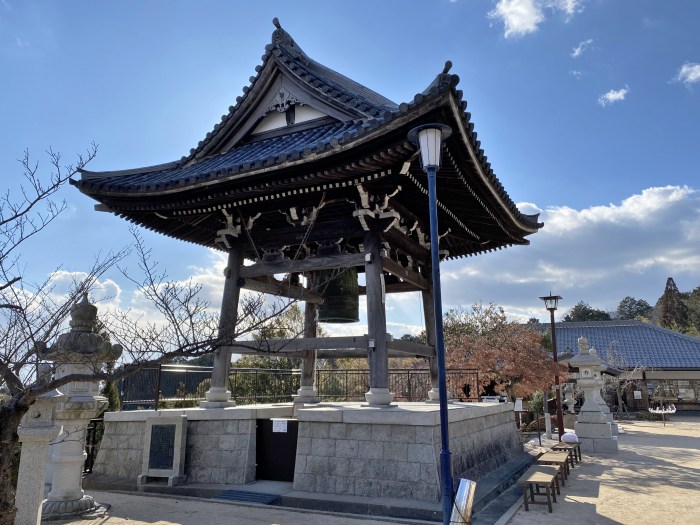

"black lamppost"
[408,123,453,525]
[540,293,564,440]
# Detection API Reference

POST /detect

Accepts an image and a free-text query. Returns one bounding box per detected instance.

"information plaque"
[138,415,187,487]
[148,424,176,470]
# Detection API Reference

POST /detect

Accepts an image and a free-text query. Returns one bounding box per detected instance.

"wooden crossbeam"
[240,276,324,304]
[224,336,434,358]
[381,257,429,290]
[240,253,366,278]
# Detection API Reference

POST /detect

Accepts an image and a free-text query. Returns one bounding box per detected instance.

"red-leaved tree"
[444,303,567,401]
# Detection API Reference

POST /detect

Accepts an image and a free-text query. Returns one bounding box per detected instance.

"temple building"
[76,20,542,518]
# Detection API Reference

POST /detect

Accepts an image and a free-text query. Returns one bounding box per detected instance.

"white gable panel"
[295,105,326,123]
[251,104,329,135]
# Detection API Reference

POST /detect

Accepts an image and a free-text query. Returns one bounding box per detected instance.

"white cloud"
[15,37,30,48]
[673,63,700,86]
[435,185,700,321]
[548,0,585,21]
[570,70,582,79]
[598,85,629,106]
[488,0,544,38]
[571,38,593,58]
[489,0,585,38]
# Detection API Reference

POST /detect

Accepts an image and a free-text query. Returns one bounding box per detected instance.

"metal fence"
[118,364,479,409]
[316,368,479,402]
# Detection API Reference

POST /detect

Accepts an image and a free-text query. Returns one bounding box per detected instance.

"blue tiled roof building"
[539,320,700,408]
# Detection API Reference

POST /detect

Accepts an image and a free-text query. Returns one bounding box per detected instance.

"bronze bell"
[317,267,359,323]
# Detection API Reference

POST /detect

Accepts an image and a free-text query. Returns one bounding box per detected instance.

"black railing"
[317,368,479,402]
[118,365,479,409]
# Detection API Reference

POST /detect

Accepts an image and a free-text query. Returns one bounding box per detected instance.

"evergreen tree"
[616,296,653,320]
[562,301,611,322]
[656,277,689,330]
[687,286,700,333]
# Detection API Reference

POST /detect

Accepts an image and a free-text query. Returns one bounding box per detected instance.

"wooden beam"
[381,226,431,266]
[240,252,366,278]
[381,257,429,290]
[387,339,435,357]
[224,335,434,358]
[240,276,324,304]
[224,335,370,354]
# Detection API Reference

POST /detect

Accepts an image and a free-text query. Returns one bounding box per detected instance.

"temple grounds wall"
[92,402,520,503]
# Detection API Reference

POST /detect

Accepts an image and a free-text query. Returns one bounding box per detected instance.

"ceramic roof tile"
[81,121,357,193]
[537,320,700,369]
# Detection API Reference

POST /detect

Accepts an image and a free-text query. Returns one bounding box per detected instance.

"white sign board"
[450,479,477,524]
[514,398,523,412]
[272,419,288,433]
[634,390,642,400]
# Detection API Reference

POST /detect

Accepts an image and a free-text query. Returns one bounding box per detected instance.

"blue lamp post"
[408,123,453,525]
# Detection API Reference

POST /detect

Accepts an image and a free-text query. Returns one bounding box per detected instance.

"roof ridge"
[182,18,400,164]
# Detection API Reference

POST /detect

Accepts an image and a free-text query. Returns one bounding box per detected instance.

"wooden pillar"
[421,268,440,401]
[296,273,320,404]
[364,231,393,405]
[202,239,242,407]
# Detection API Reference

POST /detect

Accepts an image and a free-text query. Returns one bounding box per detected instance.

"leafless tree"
[603,348,648,419]
[0,150,293,525]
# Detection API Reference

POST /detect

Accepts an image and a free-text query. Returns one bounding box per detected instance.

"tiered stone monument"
[40,294,122,519]
[570,337,618,454]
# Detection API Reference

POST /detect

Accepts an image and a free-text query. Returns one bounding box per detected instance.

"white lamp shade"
[417,127,443,169]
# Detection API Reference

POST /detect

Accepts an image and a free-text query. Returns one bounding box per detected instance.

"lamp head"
[539,293,563,311]
[407,123,452,171]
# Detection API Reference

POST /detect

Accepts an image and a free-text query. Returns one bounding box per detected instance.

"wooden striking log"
[240,252,366,278]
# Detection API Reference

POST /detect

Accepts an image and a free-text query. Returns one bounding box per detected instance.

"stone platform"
[89,401,522,519]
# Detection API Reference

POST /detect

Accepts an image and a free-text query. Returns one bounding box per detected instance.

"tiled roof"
[72,19,543,257]
[538,320,700,370]
[78,120,359,193]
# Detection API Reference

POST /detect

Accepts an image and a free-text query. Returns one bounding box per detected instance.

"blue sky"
[2,0,699,336]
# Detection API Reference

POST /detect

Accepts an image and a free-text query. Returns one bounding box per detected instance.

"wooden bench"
[536,451,571,481]
[551,442,580,468]
[517,465,559,512]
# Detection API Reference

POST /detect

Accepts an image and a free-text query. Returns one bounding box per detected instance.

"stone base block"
[199,400,237,408]
[579,436,618,454]
[364,388,394,405]
[575,421,613,439]
[294,386,320,405]
[42,495,110,521]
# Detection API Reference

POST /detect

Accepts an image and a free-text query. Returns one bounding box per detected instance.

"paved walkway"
[52,416,700,525]
[501,415,700,525]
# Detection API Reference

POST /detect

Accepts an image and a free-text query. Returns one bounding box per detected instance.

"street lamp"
[408,123,453,525]
[539,293,565,440]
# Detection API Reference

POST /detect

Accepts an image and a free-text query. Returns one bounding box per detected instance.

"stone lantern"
[569,337,618,454]
[40,293,122,519]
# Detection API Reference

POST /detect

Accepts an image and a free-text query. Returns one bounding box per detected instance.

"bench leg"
[546,487,552,512]
[521,485,529,511]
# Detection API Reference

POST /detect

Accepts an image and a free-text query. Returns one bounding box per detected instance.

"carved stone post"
[40,294,122,520]
[15,391,63,525]
[203,240,242,407]
[363,231,393,405]
[296,273,320,404]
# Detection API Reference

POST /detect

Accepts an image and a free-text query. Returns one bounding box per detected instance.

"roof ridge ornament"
[271,17,301,59]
